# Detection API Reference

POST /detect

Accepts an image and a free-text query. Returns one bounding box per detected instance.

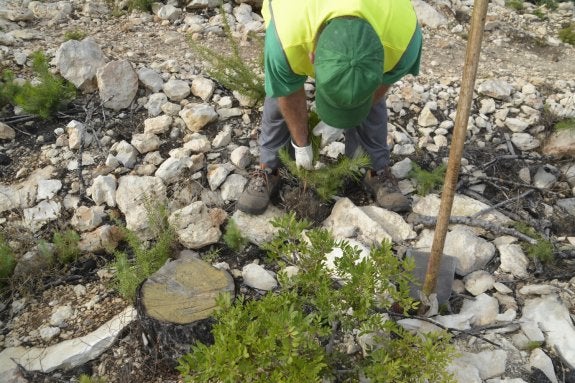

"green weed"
[113,203,176,302]
[409,163,447,196]
[53,229,81,264]
[79,374,106,383]
[506,0,525,10]
[128,0,153,12]
[64,29,87,41]
[178,213,455,382]
[559,23,575,45]
[0,236,16,283]
[554,118,575,131]
[513,222,555,263]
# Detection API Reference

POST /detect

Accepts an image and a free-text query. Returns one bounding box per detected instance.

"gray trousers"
[258,96,390,171]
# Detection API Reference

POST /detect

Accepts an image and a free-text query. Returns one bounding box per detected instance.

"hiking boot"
[362,167,410,212]
[237,167,280,215]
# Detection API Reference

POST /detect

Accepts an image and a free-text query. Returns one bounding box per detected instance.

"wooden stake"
[421,0,490,298]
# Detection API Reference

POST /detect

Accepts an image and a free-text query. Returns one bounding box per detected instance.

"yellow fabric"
[262,0,418,77]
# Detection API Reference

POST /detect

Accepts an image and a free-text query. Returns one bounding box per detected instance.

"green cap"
[314,18,384,129]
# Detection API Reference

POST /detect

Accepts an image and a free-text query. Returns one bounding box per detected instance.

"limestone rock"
[55,37,106,91]
[97,60,139,111]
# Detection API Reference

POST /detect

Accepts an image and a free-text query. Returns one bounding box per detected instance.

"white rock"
[39,327,61,341]
[97,60,139,111]
[191,76,216,101]
[23,200,61,232]
[207,163,232,191]
[0,121,16,139]
[36,179,62,201]
[480,98,496,114]
[511,133,540,151]
[322,198,392,247]
[217,107,243,120]
[391,158,412,179]
[359,205,416,242]
[520,321,545,343]
[184,133,211,152]
[145,92,169,117]
[518,284,559,296]
[533,165,558,189]
[230,146,251,169]
[231,206,284,246]
[179,104,218,132]
[55,37,105,91]
[414,226,495,276]
[50,305,74,327]
[137,67,164,93]
[90,175,117,207]
[242,263,277,291]
[115,175,167,240]
[459,293,499,326]
[529,348,558,383]
[447,358,482,383]
[131,133,161,154]
[168,201,223,249]
[114,140,139,168]
[312,121,343,147]
[71,206,106,232]
[155,157,186,184]
[464,270,495,296]
[320,141,345,159]
[144,115,172,134]
[457,350,508,380]
[478,79,513,100]
[505,117,530,132]
[417,104,439,127]
[212,126,232,148]
[522,295,575,368]
[220,174,247,201]
[494,236,529,278]
[413,194,511,225]
[411,0,448,28]
[157,4,182,21]
[163,79,191,101]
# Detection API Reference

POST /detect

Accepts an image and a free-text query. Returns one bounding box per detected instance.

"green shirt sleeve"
[264,19,307,97]
[382,23,423,85]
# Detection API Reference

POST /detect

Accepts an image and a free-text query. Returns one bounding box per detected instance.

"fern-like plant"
[409,163,447,196]
[53,229,81,264]
[113,202,176,301]
[187,6,265,103]
[1,51,76,119]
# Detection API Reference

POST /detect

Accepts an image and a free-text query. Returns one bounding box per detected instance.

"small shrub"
[187,6,265,103]
[554,118,575,131]
[222,219,248,252]
[0,237,16,283]
[532,8,547,19]
[178,213,455,382]
[559,23,575,45]
[128,0,153,12]
[513,222,555,263]
[0,51,76,119]
[113,203,176,301]
[79,374,106,383]
[409,163,447,196]
[279,145,371,201]
[506,0,525,10]
[64,29,87,41]
[53,229,81,264]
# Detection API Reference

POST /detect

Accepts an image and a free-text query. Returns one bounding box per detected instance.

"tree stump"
[135,251,235,363]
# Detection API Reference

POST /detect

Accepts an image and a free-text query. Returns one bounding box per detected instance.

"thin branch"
[412,214,538,244]
[386,310,502,347]
[471,189,535,219]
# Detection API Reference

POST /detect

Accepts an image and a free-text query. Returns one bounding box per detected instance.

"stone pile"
[0,0,575,382]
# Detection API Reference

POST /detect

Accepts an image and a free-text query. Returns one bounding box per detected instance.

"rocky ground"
[0,0,575,382]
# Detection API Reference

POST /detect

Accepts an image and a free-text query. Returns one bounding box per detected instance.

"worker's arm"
[278,87,308,146]
[373,84,391,104]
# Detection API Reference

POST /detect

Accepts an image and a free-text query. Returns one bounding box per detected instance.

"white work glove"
[292,140,314,170]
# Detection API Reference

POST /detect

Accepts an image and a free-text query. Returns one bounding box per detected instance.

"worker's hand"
[292,141,313,170]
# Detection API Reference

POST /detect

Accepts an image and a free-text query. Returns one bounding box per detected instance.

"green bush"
[559,23,575,45]
[222,219,248,252]
[0,51,76,119]
[178,213,455,382]
[64,29,87,41]
[187,6,265,103]
[554,117,575,131]
[113,203,176,302]
[409,163,447,196]
[506,0,525,10]
[0,236,16,283]
[128,0,153,12]
[53,229,81,264]
[513,222,555,263]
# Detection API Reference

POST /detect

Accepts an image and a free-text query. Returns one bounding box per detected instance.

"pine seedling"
[8,51,76,119]
[279,145,370,201]
[222,219,248,252]
[513,222,555,263]
[554,117,575,131]
[187,6,265,103]
[53,229,81,264]
[409,162,447,196]
[0,236,16,283]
